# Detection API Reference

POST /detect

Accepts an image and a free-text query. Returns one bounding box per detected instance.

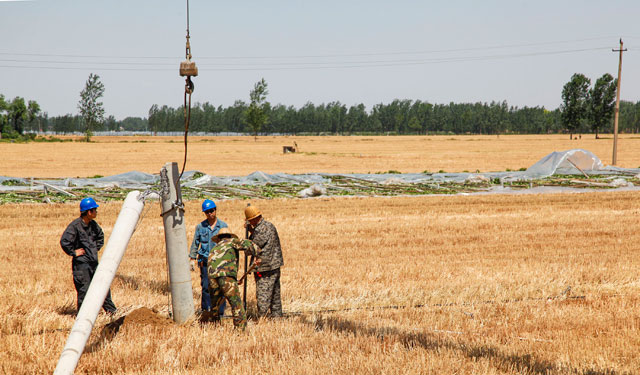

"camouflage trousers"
[209,276,247,330]
[254,268,282,318]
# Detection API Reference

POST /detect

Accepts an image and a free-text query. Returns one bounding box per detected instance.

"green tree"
[327,101,347,134]
[5,97,28,138]
[226,100,247,133]
[51,114,80,134]
[27,100,41,133]
[104,115,117,131]
[78,73,105,142]
[560,73,590,139]
[0,94,7,137]
[37,112,50,133]
[588,73,617,139]
[245,78,269,140]
[119,117,147,131]
[345,103,367,133]
[148,104,160,135]
[619,101,640,133]
[407,116,421,134]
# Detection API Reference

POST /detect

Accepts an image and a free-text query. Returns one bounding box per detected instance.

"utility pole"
[611,39,627,165]
[160,162,195,324]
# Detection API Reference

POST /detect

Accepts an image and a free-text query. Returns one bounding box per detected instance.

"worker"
[207,232,262,329]
[189,199,228,321]
[245,205,284,318]
[60,197,116,314]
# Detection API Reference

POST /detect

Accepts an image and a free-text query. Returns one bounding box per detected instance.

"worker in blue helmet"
[189,199,228,322]
[60,197,117,315]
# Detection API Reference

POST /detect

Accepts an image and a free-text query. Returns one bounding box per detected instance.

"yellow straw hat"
[244,205,262,220]
[211,230,238,243]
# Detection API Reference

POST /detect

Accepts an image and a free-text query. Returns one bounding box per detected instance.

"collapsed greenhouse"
[1,149,639,202]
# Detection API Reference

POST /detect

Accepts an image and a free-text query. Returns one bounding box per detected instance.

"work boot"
[200,310,211,323]
[209,315,221,325]
[200,310,222,324]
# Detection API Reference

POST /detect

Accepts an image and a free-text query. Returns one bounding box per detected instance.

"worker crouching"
[207,232,262,330]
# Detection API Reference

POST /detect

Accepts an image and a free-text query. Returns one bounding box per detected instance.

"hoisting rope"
[180,0,195,180]
[181,82,192,180]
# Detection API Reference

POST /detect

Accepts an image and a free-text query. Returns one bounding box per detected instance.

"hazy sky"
[1,0,638,120]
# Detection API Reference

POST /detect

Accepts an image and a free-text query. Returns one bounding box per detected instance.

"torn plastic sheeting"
[524,149,603,178]
[297,184,327,198]
[75,171,159,188]
[183,171,328,187]
[337,172,516,184]
[601,166,640,175]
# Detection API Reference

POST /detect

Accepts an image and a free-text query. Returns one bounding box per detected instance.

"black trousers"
[72,262,116,313]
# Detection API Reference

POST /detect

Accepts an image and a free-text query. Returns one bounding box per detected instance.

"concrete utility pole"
[160,162,195,324]
[612,38,627,166]
[55,191,146,375]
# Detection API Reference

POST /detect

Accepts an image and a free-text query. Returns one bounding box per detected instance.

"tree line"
[2,74,640,139]
[38,99,640,136]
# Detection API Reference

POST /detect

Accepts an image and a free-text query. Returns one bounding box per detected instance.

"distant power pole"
[611,39,627,166]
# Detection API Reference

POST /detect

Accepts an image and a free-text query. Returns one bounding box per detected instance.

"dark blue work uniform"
[60,217,116,313]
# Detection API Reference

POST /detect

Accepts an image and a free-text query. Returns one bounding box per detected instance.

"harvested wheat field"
[1,191,639,374]
[2,134,640,178]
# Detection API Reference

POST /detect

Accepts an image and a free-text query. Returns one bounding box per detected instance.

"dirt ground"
[100,307,172,341]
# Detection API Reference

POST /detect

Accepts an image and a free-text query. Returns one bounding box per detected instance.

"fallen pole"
[160,162,195,324]
[54,191,145,375]
[33,181,76,196]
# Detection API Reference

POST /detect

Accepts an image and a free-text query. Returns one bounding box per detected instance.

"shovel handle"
[238,262,257,285]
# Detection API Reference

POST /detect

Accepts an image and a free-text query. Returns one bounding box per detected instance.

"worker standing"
[189,199,228,321]
[60,197,116,314]
[207,232,262,329]
[245,205,284,318]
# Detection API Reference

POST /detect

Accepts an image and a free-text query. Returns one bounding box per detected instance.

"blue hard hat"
[202,199,216,212]
[80,197,99,212]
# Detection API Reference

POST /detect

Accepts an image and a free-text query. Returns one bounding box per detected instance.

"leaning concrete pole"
[54,191,145,375]
[160,162,195,324]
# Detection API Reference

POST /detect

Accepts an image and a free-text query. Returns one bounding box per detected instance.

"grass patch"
[1,179,26,186]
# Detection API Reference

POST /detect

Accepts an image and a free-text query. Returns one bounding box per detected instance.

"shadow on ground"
[84,316,125,353]
[114,273,169,294]
[298,315,622,375]
[55,300,77,316]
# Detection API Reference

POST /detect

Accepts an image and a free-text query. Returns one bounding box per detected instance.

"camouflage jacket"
[250,219,283,272]
[207,238,261,279]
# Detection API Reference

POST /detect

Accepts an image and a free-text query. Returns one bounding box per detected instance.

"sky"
[0,0,639,120]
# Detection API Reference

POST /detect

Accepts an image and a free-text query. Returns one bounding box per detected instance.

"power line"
[0,46,609,67]
[191,36,619,60]
[0,47,610,72]
[0,36,618,61]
